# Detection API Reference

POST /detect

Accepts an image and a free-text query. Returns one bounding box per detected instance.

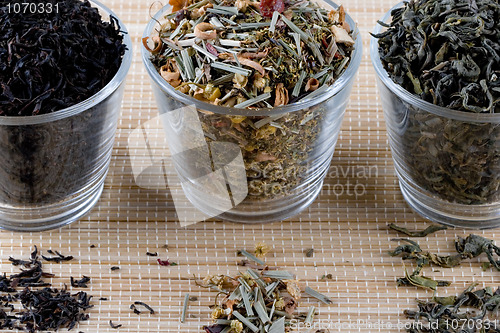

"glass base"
[398,176,500,229]
[215,180,324,223]
[0,182,104,232]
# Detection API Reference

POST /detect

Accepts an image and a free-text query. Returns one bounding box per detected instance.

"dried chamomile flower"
[230,320,243,333]
[211,307,225,319]
[254,242,270,258]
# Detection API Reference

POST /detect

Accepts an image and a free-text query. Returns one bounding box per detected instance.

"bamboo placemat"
[0,0,499,332]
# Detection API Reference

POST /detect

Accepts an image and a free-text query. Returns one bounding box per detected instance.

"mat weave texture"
[0,0,498,332]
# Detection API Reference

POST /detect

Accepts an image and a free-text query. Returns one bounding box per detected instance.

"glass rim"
[141,0,363,117]
[370,2,500,123]
[0,0,133,126]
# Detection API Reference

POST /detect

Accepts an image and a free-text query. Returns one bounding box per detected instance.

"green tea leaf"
[388,223,447,237]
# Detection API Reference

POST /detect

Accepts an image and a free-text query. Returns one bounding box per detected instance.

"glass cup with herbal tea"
[0,0,132,231]
[371,0,500,228]
[141,0,362,223]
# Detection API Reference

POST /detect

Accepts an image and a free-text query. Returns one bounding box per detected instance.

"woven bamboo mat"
[0,0,499,332]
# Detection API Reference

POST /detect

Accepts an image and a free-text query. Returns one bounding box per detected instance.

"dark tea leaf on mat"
[388,223,447,237]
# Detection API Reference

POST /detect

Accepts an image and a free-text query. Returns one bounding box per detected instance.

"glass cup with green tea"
[371,0,500,228]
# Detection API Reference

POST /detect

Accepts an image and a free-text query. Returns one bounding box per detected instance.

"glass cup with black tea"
[371,0,500,228]
[141,0,362,223]
[0,0,132,231]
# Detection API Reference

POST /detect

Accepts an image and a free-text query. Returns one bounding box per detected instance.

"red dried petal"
[273,0,285,14]
[260,0,284,18]
[157,258,177,266]
[206,43,219,57]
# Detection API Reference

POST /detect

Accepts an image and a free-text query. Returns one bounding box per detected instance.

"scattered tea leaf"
[42,250,74,263]
[304,286,332,304]
[181,293,190,323]
[71,275,91,288]
[109,320,122,329]
[388,223,447,237]
[134,301,155,315]
[404,285,500,332]
[456,234,500,271]
[0,246,93,331]
[304,248,314,258]
[197,248,331,331]
[238,249,265,266]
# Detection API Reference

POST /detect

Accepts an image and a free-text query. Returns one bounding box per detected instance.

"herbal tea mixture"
[374,0,500,204]
[146,0,355,199]
[0,0,126,116]
[192,245,332,333]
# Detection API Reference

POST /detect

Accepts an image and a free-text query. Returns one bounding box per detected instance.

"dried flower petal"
[160,59,181,87]
[331,25,354,46]
[237,57,265,76]
[217,52,233,61]
[256,125,277,139]
[191,3,213,19]
[194,23,217,40]
[284,279,302,300]
[211,307,225,319]
[206,43,219,57]
[230,320,244,333]
[284,297,297,315]
[235,0,249,12]
[255,152,277,162]
[169,0,188,13]
[142,36,162,54]
[254,242,271,257]
[233,73,249,89]
[274,83,289,106]
[260,0,285,17]
[240,49,269,59]
[305,78,319,92]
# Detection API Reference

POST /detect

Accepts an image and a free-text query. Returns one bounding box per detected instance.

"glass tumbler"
[142,0,362,223]
[0,0,132,231]
[371,4,500,229]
